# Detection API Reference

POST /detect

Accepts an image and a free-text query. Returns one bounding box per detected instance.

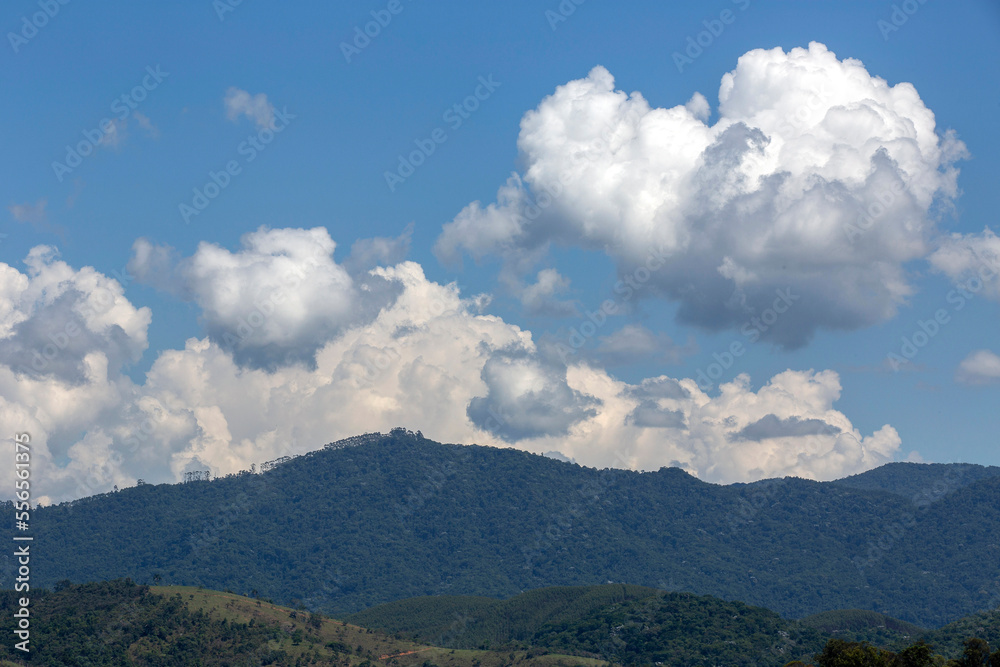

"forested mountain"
[6,430,998,627]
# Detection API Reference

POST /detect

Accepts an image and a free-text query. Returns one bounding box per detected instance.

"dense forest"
[5,430,999,627]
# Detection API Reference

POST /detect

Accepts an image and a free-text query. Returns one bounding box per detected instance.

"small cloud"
[955,349,1000,386]
[732,414,840,441]
[9,199,47,224]
[625,401,687,429]
[133,112,159,138]
[519,268,577,317]
[543,450,577,464]
[224,87,275,130]
[342,223,413,276]
[9,199,67,239]
[66,180,84,209]
[685,92,710,122]
[623,376,691,400]
[98,119,127,150]
[591,324,696,366]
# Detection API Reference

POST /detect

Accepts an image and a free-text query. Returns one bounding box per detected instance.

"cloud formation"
[1,232,901,504]
[437,43,967,347]
[129,227,401,370]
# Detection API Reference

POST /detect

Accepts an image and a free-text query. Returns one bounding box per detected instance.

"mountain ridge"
[6,429,997,627]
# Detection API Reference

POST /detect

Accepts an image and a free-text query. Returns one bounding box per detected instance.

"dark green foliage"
[348,584,999,666]
[350,584,832,665]
[0,580,297,665]
[911,597,1000,657]
[1,579,995,667]
[8,431,1000,626]
[833,463,1000,503]
[346,584,662,649]
[523,589,830,666]
[800,609,926,645]
[814,638,896,666]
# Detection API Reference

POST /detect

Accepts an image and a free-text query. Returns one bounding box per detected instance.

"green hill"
[346,584,662,649]
[2,580,997,666]
[799,608,926,646]
[7,429,1000,627]
[0,581,609,667]
[348,584,830,666]
[919,605,1000,659]
[346,584,1000,666]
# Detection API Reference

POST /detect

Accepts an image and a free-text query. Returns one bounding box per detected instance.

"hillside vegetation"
[0,581,609,667]
[4,581,998,666]
[7,430,1000,626]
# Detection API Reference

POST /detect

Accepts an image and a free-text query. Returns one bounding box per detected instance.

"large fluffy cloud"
[0,247,151,503]
[1,230,901,503]
[436,42,967,347]
[129,227,401,370]
[0,246,149,382]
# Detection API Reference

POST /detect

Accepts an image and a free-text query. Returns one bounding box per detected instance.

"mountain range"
[9,429,1000,628]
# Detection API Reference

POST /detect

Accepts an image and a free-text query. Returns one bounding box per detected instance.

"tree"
[815,638,893,667]
[895,641,934,667]
[958,639,991,667]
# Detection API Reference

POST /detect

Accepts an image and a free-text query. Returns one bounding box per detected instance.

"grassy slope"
[153,585,610,667]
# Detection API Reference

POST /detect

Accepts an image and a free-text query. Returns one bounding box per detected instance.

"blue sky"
[3,0,1000,502]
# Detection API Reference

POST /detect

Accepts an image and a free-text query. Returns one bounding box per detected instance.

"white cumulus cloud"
[1,231,901,503]
[436,42,967,348]
[955,349,1000,386]
[128,227,400,370]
